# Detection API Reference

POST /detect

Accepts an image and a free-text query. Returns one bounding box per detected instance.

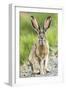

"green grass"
[19,12,58,65]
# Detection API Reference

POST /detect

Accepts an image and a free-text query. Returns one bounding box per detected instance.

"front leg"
[40,60,45,75]
[45,55,50,72]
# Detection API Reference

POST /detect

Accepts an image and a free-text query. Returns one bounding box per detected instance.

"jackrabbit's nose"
[40,37,43,39]
[39,40,44,45]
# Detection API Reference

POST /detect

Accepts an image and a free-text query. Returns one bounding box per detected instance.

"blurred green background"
[19,12,58,65]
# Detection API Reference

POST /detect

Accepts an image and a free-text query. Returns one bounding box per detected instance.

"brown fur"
[35,41,49,59]
[29,16,51,74]
[29,39,49,74]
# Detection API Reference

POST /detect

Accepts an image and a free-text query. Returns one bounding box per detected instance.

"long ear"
[31,16,39,33]
[44,16,52,31]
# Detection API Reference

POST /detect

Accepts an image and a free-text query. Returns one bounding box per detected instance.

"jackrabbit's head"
[31,16,52,45]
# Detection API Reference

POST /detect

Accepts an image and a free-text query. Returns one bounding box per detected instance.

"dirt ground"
[19,54,58,78]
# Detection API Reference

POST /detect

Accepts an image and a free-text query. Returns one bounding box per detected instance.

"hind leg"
[32,65,40,74]
[30,60,40,74]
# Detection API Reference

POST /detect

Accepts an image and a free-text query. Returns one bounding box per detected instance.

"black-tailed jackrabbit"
[29,16,52,75]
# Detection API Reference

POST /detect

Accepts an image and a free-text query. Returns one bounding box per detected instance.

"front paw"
[40,71,45,75]
[45,68,50,73]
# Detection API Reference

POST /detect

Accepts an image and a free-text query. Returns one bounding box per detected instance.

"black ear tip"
[31,16,34,19]
[47,16,51,19]
[49,16,51,18]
